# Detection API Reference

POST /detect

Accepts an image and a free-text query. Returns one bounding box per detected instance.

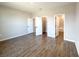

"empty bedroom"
[0,2,79,57]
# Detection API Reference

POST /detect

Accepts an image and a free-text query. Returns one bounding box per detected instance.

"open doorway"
[33,16,55,38]
[55,14,65,48]
[42,16,47,35]
[34,16,47,36]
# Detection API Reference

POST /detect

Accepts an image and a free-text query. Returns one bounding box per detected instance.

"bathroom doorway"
[55,14,65,48]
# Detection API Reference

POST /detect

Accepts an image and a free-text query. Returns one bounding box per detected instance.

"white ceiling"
[0,2,76,16]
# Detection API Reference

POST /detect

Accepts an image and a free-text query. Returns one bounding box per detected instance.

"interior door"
[47,16,55,38]
[35,17,42,35]
[27,18,33,34]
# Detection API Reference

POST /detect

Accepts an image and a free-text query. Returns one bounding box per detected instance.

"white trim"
[75,41,79,56]
[0,34,27,41]
[65,38,75,42]
[0,33,33,41]
[54,14,65,40]
[65,38,79,56]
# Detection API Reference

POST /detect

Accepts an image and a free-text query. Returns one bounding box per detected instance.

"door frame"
[42,16,47,34]
[33,16,42,35]
[54,14,65,40]
[33,17,36,35]
[33,16,48,35]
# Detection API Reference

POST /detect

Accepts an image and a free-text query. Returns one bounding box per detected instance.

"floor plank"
[0,33,78,57]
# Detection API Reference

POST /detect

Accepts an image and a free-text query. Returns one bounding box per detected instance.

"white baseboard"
[0,33,33,41]
[65,38,75,42]
[65,38,79,56]
[75,42,79,56]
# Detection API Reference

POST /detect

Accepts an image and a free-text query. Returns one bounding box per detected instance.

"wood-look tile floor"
[0,33,78,57]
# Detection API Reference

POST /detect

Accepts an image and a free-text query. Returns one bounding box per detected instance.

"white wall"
[64,5,76,42]
[47,16,55,38]
[27,18,33,34]
[0,5,33,41]
[35,17,42,35]
[75,3,79,55]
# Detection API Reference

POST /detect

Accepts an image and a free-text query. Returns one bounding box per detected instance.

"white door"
[27,18,33,34]
[35,17,42,35]
[47,17,55,38]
